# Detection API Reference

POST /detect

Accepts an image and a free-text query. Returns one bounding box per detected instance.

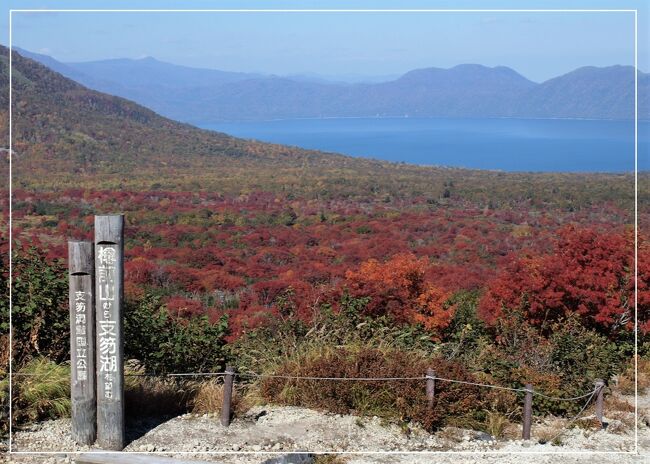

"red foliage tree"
[479,226,645,334]
[165,296,204,318]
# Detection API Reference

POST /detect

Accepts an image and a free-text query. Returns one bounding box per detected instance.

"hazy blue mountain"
[17,48,649,122]
[516,65,646,120]
[68,56,259,89]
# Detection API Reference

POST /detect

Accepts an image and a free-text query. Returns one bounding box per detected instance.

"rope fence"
[7,366,608,439]
[9,369,601,401]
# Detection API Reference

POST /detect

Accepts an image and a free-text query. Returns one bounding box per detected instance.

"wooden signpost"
[95,215,126,451]
[69,240,96,445]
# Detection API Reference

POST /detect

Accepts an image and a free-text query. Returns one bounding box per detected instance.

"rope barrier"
[540,388,599,444]
[428,375,528,393]
[7,370,600,403]
[238,372,424,381]
[531,389,599,402]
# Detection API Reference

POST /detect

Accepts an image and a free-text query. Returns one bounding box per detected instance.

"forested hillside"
[0,46,646,211]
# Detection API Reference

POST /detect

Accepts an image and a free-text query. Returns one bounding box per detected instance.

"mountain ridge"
[14,47,649,123]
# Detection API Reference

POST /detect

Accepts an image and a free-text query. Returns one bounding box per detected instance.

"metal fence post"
[69,240,96,445]
[522,383,533,440]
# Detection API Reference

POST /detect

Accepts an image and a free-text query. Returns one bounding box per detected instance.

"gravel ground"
[3,394,650,464]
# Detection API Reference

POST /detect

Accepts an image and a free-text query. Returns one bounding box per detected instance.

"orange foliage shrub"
[345,253,455,336]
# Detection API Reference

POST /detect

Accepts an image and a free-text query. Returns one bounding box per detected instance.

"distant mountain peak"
[11,47,648,122]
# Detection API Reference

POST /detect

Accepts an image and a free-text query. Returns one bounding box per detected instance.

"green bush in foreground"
[1,246,69,369]
[125,292,229,375]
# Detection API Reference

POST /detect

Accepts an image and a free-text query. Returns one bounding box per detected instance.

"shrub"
[479,226,641,335]
[440,290,489,364]
[1,246,69,368]
[0,373,7,438]
[474,315,623,416]
[125,292,229,374]
[259,346,486,431]
[345,253,455,337]
[231,294,436,375]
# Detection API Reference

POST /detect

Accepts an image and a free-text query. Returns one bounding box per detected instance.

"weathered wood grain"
[221,365,235,427]
[595,379,605,427]
[69,240,96,445]
[95,215,125,451]
[522,383,533,440]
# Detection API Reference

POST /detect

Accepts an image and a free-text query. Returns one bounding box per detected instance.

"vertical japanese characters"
[74,289,89,381]
[68,240,96,445]
[95,215,125,451]
[97,244,118,399]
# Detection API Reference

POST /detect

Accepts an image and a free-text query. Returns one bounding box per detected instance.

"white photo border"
[6,7,640,457]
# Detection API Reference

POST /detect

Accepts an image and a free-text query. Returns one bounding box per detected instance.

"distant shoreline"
[196,115,650,125]
[197,117,647,174]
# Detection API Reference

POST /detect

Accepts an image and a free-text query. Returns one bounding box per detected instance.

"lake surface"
[201,118,649,172]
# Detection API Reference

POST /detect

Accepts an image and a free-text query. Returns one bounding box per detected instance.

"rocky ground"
[3,394,649,463]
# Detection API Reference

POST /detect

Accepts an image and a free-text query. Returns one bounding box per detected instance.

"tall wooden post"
[221,366,235,427]
[595,379,605,427]
[426,368,435,410]
[522,383,533,440]
[69,241,96,445]
[95,215,125,450]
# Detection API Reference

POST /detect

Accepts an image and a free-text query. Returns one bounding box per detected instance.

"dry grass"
[534,417,566,445]
[606,395,635,413]
[123,367,260,420]
[11,358,70,423]
[500,422,524,440]
[313,455,349,464]
[616,357,650,395]
[191,381,224,414]
[484,411,511,439]
[192,380,257,415]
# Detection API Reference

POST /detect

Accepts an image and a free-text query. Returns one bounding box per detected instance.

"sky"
[1,0,649,82]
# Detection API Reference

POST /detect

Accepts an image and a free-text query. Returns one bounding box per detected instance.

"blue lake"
[201,118,650,173]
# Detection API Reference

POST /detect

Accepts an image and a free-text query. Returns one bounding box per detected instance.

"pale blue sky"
[1,0,648,82]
